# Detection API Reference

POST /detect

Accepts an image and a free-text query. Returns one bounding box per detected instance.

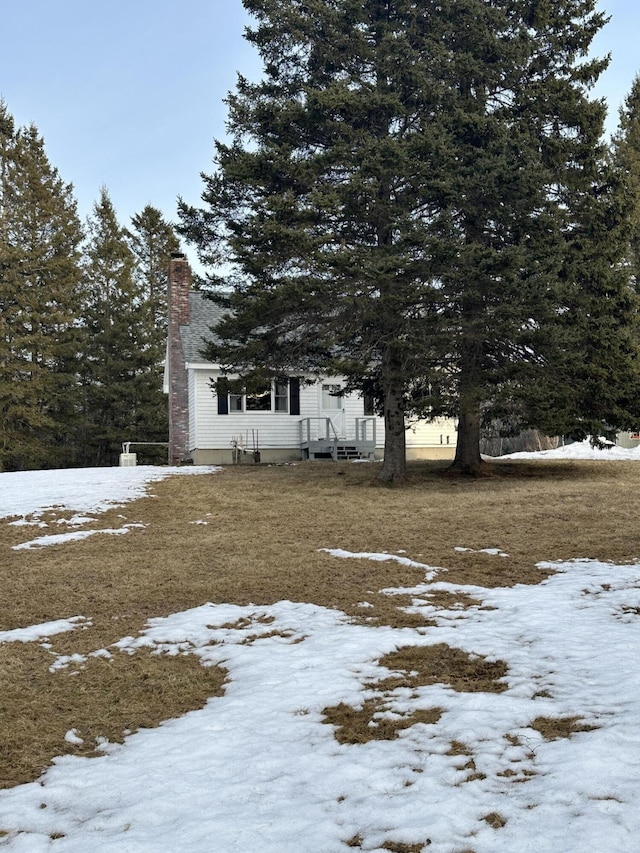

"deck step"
[303,441,374,461]
[336,445,363,460]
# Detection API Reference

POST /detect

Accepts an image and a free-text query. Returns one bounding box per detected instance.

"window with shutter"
[216,378,297,414]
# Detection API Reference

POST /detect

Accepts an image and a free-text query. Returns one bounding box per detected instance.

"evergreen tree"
[415,0,637,473]
[0,103,20,469]
[180,0,635,479]
[81,190,168,465]
[492,76,640,449]
[0,103,84,471]
[179,0,453,482]
[611,75,640,293]
[127,204,180,333]
[488,156,640,448]
[126,204,181,460]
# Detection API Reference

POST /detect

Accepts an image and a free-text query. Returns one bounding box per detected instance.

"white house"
[164,254,457,465]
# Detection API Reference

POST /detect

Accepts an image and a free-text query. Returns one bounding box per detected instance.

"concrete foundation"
[189,446,456,465]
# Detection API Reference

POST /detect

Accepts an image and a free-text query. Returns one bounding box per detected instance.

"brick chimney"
[167,253,191,465]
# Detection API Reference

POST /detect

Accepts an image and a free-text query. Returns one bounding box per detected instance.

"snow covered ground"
[0,465,213,521]
[1,448,640,852]
[498,436,640,461]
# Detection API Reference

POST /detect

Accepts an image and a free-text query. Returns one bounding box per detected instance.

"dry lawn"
[2,457,640,789]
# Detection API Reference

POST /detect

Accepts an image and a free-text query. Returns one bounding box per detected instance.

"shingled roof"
[180,291,227,363]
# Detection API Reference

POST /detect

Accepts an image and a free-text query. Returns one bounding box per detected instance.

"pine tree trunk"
[448,340,487,476]
[447,275,489,476]
[378,383,407,484]
[448,400,487,476]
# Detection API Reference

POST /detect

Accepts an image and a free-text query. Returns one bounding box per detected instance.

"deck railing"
[354,417,376,447]
[298,417,340,445]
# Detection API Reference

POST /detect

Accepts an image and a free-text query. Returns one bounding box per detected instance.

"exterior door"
[321,383,345,438]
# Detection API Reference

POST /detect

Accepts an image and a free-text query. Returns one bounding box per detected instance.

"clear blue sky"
[0,0,261,228]
[0,1,638,232]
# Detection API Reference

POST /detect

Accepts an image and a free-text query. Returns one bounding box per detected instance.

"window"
[322,384,343,410]
[274,379,289,412]
[225,377,245,412]
[362,380,376,416]
[218,378,290,413]
[245,387,271,411]
[229,392,243,412]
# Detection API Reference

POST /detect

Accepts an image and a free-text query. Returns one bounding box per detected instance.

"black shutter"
[216,378,229,415]
[289,377,300,416]
[363,380,375,416]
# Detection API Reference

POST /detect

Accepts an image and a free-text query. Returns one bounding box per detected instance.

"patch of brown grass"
[375,645,508,694]
[530,716,599,741]
[445,741,486,783]
[0,643,225,788]
[323,700,441,744]
[323,643,505,744]
[482,812,507,829]
[1,457,639,787]
[421,591,485,611]
[497,767,537,783]
[344,836,430,851]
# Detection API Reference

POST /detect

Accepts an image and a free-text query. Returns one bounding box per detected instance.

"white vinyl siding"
[188,370,197,451]
[405,417,456,448]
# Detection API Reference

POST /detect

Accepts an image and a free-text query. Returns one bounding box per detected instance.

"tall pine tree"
[487,73,640,450]
[416,0,639,472]
[127,204,181,459]
[127,204,180,333]
[81,192,173,465]
[0,103,84,471]
[180,1,638,478]
[611,75,640,293]
[179,0,454,482]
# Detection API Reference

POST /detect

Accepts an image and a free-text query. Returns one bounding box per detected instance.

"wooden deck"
[299,417,376,461]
